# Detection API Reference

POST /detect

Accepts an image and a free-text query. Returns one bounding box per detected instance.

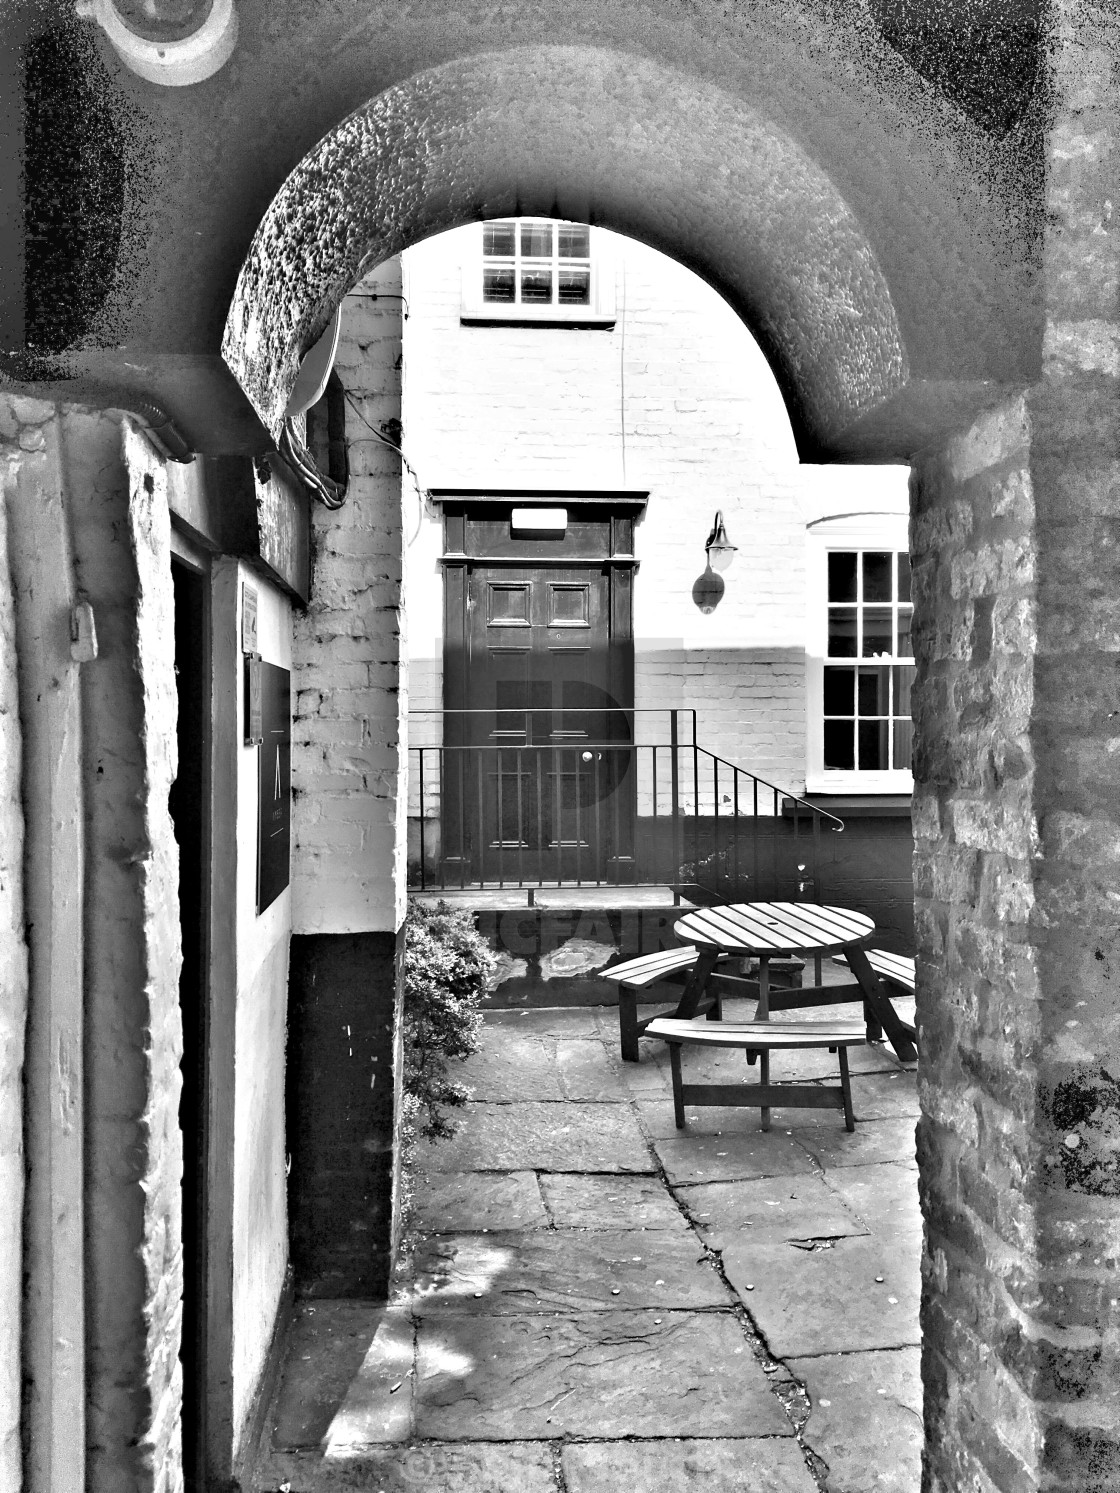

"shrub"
[402,899,492,1143]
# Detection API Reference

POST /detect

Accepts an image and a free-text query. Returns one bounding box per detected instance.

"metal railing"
[407,708,843,901]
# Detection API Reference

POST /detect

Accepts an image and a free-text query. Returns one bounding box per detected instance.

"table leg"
[669,1043,686,1129]
[760,1049,771,1131]
[672,949,720,1021]
[844,946,917,1063]
[746,954,769,1066]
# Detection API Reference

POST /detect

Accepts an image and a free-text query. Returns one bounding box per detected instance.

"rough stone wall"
[291,259,407,937]
[0,411,27,1493]
[1027,6,1120,1485]
[914,9,1120,1486]
[910,397,1042,1491]
[69,415,184,1493]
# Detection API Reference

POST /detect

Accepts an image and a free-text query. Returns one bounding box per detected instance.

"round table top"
[675,901,875,957]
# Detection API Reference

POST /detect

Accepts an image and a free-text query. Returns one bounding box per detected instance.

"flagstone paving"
[257,980,924,1492]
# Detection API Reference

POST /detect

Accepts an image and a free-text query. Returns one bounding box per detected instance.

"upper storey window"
[461,219,615,326]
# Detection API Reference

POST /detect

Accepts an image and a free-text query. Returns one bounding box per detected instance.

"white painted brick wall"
[400,225,908,803]
[291,261,407,935]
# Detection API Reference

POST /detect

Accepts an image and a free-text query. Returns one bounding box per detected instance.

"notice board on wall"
[257,662,291,913]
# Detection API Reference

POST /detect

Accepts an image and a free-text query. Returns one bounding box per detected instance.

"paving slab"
[722,1234,922,1357]
[791,1115,918,1171]
[540,1173,692,1231]
[825,1163,921,1240]
[413,1309,793,1439]
[679,1174,868,1248]
[456,1032,566,1101]
[409,1171,548,1232]
[423,1102,655,1173]
[652,1126,823,1186]
[791,1348,923,1493]
[841,1070,920,1120]
[638,1095,857,1143]
[562,1437,820,1492]
[484,1007,602,1038]
[263,1441,557,1492]
[556,1038,628,1100]
[406,1230,729,1314]
[269,1303,414,1450]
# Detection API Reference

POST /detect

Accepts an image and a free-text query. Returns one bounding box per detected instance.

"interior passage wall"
[209,558,293,1454]
[400,227,909,793]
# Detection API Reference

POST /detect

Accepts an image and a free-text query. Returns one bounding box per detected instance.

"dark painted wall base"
[287,928,404,1299]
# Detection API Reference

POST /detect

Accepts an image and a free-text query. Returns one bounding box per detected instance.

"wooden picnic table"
[671,901,918,1065]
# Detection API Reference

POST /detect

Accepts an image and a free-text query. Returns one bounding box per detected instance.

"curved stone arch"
[222,43,909,456]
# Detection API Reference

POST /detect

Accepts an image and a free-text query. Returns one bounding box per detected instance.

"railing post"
[670,711,682,898]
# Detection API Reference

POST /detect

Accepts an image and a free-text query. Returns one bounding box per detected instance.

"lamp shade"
[705,511,737,571]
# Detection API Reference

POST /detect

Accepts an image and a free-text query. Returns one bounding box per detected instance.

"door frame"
[436,490,645,883]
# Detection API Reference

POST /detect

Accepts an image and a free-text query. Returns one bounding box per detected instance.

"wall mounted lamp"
[705,510,737,572]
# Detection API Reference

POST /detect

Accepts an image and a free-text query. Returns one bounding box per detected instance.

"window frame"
[460,218,616,327]
[805,514,914,794]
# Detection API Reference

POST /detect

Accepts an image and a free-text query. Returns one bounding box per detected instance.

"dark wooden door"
[463,563,632,881]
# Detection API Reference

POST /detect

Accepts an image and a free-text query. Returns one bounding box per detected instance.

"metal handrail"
[406,708,844,898]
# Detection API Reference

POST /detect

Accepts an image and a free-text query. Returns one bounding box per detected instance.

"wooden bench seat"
[645,1017,868,1132]
[834,950,916,1043]
[602,948,726,1063]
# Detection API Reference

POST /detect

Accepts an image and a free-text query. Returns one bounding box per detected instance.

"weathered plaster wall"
[0,406,28,1493]
[69,413,184,1493]
[291,258,407,936]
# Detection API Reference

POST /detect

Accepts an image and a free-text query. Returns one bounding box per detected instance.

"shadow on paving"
[257,987,923,1492]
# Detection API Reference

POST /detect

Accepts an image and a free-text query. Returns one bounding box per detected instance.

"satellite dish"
[284,308,343,419]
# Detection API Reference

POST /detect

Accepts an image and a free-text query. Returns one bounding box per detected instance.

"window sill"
[460,308,617,329]
[785,793,913,818]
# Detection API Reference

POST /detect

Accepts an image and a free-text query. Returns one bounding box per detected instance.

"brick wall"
[291,260,407,936]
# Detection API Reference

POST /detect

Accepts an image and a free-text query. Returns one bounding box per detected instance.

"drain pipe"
[74,0,238,86]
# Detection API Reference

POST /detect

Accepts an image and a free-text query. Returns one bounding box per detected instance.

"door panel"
[463,563,632,881]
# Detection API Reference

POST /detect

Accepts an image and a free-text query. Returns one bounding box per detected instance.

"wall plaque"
[257,662,291,913]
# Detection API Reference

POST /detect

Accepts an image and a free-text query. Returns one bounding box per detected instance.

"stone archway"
[216,19,1120,1492]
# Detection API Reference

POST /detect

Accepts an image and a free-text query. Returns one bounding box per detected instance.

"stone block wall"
[915,8,1120,1486]
[911,396,1041,1492]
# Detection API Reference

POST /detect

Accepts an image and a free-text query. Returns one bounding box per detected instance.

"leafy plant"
[402,899,492,1142]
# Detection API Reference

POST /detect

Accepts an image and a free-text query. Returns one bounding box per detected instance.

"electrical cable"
[342,389,428,542]
[280,416,348,509]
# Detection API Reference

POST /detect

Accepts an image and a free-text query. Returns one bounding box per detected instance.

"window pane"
[892,665,915,717]
[828,608,858,657]
[483,221,515,257]
[898,552,912,603]
[862,607,893,657]
[858,719,890,770]
[483,268,515,302]
[558,224,590,257]
[863,552,892,602]
[557,269,590,304]
[828,552,857,603]
[823,667,855,715]
[824,720,855,770]
[520,268,553,302]
[857,667,889,716]
[897,607,913,659]
[893,720,913,770]
[521,223,553,257]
